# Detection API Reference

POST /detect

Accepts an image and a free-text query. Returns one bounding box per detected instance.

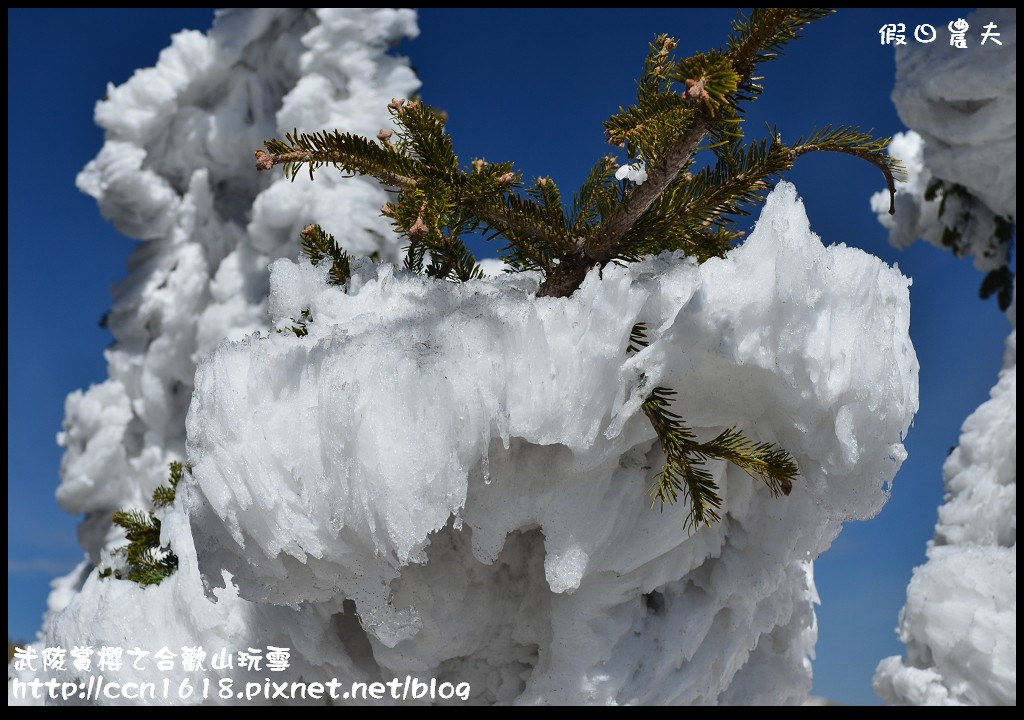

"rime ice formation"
[871,7,1017,707]
[874,289,1016,706]
[190,181,913,704]
[10,6,418,706]
[13,10,921,706]
[55,7,418,570]
[871,9,1016,271]
[187,183,916,704]
[874,295,1016,706]
[15,178,918,704]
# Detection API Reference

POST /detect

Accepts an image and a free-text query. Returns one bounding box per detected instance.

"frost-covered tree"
[871,8,1016,312]
[12,8,920,706]
[871,8,1016,706]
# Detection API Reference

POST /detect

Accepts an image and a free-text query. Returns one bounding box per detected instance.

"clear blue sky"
[7,8,1013,705]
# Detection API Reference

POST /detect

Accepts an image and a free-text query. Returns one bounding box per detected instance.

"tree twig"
[254,149,419,189]
[592,117,710,258]
[791,145,898,214]
[471,202,566,268]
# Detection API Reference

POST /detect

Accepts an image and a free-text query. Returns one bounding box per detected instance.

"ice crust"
[16,176,919,705]
[14,8,923,706]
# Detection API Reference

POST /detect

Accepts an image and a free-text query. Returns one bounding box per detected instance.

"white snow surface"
[14,8,924,706]
[871,8,1016,271]
[615,161,648,185]
[10,6,417,706]
[15,170,920,704]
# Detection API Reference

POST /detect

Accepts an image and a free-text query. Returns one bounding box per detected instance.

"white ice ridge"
[196,182,916,703]
[869,7,1017,707]
[13,8,924,705]
[16,181,917,705]
[871,8,1016,270]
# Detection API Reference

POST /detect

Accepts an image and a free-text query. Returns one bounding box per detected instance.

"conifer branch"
[926,180,1015,310]
[257,9,902,299]
[790,125,904,215]
[726,8,834,92]
[99,462,188,586]
[471,201,567,267]
[793,143,898,214]
[628,323,798,529]
[300,224,351,286]
[586,118,710,260]
[256,148,419,189]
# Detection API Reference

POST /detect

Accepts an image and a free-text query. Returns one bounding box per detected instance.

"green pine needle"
[629,323,798,530]
[300,224,352,286]
[258,9,902,295]
[100,462,189,586]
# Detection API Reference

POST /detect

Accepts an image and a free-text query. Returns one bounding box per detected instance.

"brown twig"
[582,120,709,258]
[254,149,418,189]
[534,117,710,296]
[470,202,572,273]
[791,145,898,214]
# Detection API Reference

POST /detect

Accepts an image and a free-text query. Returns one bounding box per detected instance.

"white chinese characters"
[948,19,969,49]
[880,19,1002,48]
[879,23,907,46]
[10,644,292,673]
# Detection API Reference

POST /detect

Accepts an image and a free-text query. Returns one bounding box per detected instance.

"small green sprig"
[629,323,798,530]
[99,461,189,586]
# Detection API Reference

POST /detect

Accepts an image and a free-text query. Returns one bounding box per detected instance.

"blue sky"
[7,8,1013,705]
